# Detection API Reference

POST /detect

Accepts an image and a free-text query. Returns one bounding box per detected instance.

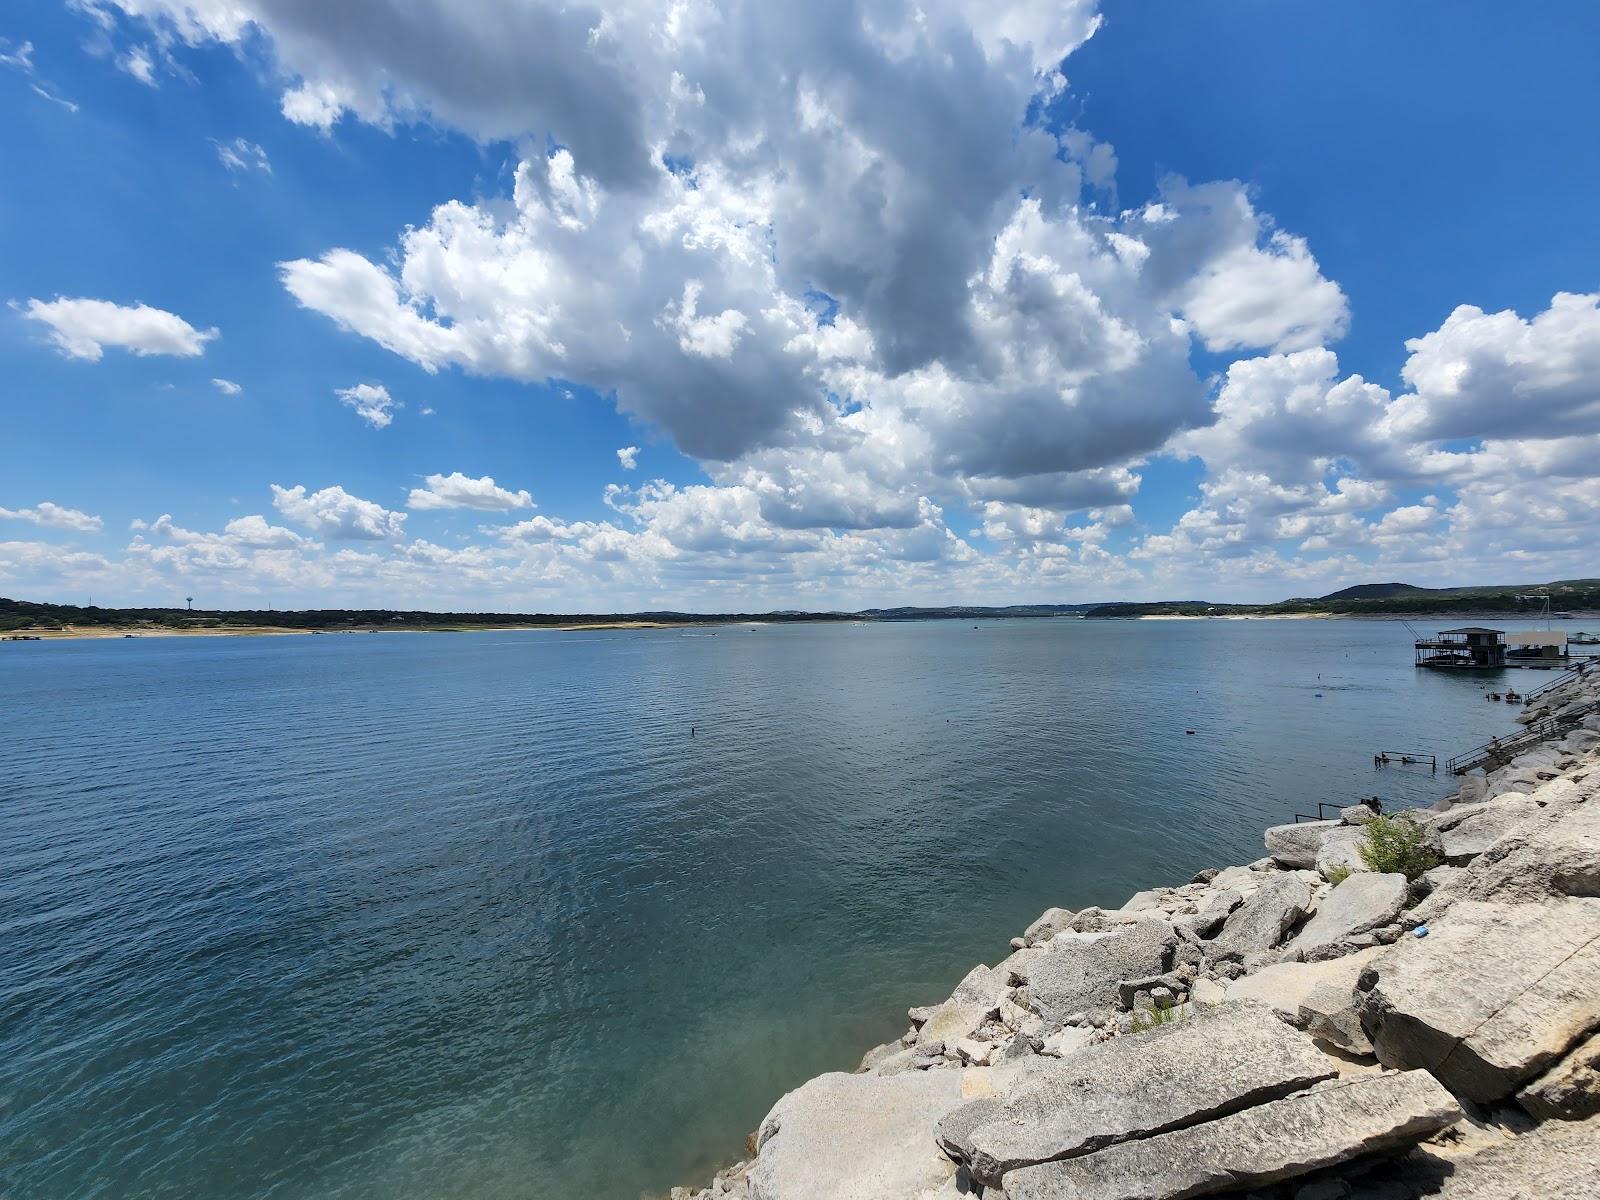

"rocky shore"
[673,662,1600,1200]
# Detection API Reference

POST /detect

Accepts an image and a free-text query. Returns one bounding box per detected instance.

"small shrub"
[1325,864,1353,886]
[1357,815,1442,881]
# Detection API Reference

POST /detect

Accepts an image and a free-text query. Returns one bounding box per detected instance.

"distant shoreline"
[3,620,708,641]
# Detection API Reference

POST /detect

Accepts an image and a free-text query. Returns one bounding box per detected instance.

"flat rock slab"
[1265,820,1342,869]
[1002,1070,1459,1200]
[1423,1113,1600,1199]
[1225,947,1385,1023]
[1439,796,1540,865]
[1289,873,1406,959]
[937,1002,1337,1185]
[1020,919,1176,1027]
[749,1070,970,1200]
[1361,897,1600,1102]
[1207,875,1312,963]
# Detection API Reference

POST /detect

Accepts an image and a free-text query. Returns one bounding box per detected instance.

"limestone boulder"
[1360,897,1600,1102]
[995,946,1046,986]
[1001,1071,1459,1200]
[1438,796,1540,865]
[1224,947,1385,1025]
[1421,1113,1600,1199]
[1023,907,1076,944]
[1206,875,1312,963]
[1415,864,1462,898]
[748,1070,971,1200]
[1069,906,1150,933]
[936,1002,1337,1185]
[1288,873,1407,960]
[1315,827,1370,879]
[1410,785,1600,920]
[916,1003,988,1049]
[1019,919,1176,1028]
[1516,1029,1600,1120]
[1190,977,1227,1006]
[1210,864,1260,892]
[1265,820,1342,869]
[946,963,1008,1009]
[1174,889,1242,941]
[1039,1025,1097,1058]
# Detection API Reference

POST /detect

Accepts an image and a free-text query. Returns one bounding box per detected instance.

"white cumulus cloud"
[19,297,218,360]
[0,501,104,532]
[336,382,399,428]
[617,446,639,470]
[271,484,406,540]
[407,472,534,511]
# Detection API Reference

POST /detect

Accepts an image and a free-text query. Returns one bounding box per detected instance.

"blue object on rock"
[1413,925,1430,938]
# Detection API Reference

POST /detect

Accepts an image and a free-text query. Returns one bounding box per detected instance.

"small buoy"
[1413,925,1430,938]
[1314,692,1323,698]
[1185,729,1196,735]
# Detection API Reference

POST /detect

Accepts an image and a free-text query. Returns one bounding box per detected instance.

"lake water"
[0,618,1558,1198]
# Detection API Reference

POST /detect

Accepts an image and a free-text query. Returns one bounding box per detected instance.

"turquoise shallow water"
[0,618,1548,1198]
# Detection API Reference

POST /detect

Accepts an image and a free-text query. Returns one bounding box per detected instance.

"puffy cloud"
[19,297,217,360]
[0,501,104,532]
[212,377,242,395]
[407,472,534,511]
[1127,179,1348,354]
[616,446,639,470]
[0,540,112,582]
[1384,292,1600,442]
[271,484,406,540]
[336,382,398,428]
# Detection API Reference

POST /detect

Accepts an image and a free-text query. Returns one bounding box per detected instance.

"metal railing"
[1523,660,1595,704]
[1445,698,1600,775]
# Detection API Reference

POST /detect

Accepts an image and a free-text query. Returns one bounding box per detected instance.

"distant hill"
[1084,578,1600,620]
[1316,582,1440,601]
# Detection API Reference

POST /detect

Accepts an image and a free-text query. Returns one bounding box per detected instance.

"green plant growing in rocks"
[1325,864,1353,886]
[1128,1000,1188,1035]
[1356,815,1442,882]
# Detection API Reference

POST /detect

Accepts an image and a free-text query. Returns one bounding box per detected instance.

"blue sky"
[3,0,1598,610]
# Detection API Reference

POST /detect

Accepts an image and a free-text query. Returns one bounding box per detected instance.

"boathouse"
[1506,630,1569,662]
[1414,626,1506,669]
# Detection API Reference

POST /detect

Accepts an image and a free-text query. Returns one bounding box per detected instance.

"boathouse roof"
[1438,626,1503,635]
